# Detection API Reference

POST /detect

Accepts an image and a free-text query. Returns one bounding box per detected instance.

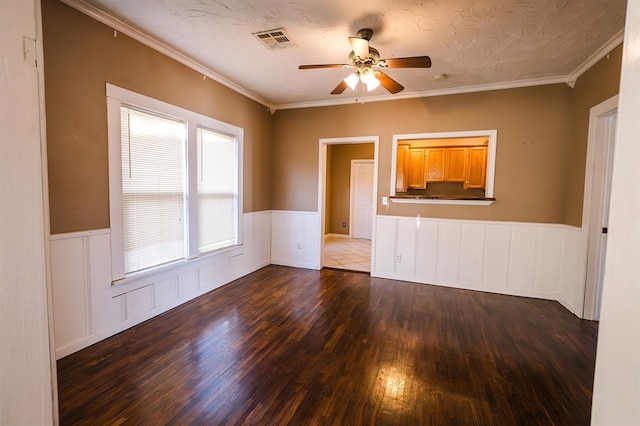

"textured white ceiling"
[80,0,626,108]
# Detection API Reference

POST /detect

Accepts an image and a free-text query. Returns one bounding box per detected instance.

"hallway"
[323,235,371,272]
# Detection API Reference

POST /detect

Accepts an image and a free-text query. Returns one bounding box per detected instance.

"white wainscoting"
[51,210,589,359]
[372,216,586,315]
[50,211,271,359]
[271,210,320,270]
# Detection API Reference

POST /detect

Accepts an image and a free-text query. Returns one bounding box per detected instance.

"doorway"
[582,95,618,320]
[318,137,379,273]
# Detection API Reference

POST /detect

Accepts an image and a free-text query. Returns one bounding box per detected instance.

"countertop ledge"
[390,196,495,206]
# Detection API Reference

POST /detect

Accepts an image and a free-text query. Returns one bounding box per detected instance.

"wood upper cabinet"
[395,144,410,192]
[395,143,488,192]
[444,147,468,182]
[465,146,487,189]
[408,148,426,189]
[424,148,445,182]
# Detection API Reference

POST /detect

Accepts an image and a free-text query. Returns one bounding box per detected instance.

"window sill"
[110,244,244,297]
[390,196,495,206]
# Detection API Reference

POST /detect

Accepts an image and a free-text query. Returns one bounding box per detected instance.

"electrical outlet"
[296,242,301,249]
[395,254,401,262]
[382,196,388,206]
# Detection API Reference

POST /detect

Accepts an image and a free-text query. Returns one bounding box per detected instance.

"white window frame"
[389,130,497,205]
[107,84,243,282]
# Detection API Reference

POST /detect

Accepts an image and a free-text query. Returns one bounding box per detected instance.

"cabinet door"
[408,148,426,189]
[395,144,410,192]
[465,146,487,189]
[445,147,468,182]
[424,148,445,182]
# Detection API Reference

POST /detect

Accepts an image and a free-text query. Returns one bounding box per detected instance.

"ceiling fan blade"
[381,56,432,68]
[299,64,349,70]
[349,37,370,59]
[375,71,404,94]
[330,80,348,95]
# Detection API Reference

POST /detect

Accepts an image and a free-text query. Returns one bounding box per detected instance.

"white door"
[350,160,374,240]
[584,103,617,320]
[593,112,616,320]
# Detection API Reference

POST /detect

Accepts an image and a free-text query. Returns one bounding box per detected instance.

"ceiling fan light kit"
[299,28,431,96]
[344,68,381,92]
[344,72,359,90]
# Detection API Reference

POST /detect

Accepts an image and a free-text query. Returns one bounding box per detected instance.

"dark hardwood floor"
[57,265,598,425]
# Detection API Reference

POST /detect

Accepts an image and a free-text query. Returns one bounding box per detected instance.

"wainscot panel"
[50,211,272,359]
[371,216,586,312]
[271,210,320,269]
[557,226,586,316]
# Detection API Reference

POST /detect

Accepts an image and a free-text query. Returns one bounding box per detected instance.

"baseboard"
[557,298,579,317]
[371,271,559,301]
[325,233,350,239]
[271,259,319,270]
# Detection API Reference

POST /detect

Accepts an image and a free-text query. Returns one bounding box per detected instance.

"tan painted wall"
[41,0,621,232]
[327,144,375,235]
[42,0,272,234]
[564,44,623,226]
[273,85,573,224]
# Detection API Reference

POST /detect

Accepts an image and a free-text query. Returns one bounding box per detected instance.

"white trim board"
[277,76,567,110]
[566,29,625,87]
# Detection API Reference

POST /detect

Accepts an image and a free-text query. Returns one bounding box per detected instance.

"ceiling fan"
[299,28,432,95]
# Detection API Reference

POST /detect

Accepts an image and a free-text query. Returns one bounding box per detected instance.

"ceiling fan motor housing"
[349,47,380,66]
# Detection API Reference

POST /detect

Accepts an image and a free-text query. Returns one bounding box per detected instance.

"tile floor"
[323,235,371,273]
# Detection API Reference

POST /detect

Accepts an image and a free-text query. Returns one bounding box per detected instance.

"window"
[107,84,243,281]
[120,107,186,274]
[196,127,238,253]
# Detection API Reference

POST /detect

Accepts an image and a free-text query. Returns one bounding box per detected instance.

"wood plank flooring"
[57,265,598,425]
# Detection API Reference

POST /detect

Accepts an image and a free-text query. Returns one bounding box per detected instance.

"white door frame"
[580,94,618,320]
[349,159,375,239]
[318,136,379,270]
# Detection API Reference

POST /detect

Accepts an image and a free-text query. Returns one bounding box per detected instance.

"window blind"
[197,127,237,253]
[120,107,186,274]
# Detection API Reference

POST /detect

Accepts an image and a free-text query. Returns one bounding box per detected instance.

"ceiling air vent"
[253,28,295,50]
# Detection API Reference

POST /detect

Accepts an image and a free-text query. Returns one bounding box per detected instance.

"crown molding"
[58,0,624,113]
[276,26,625,112]
[566,29,625,88]
[274,75,568,111]
[59,0,275,111]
